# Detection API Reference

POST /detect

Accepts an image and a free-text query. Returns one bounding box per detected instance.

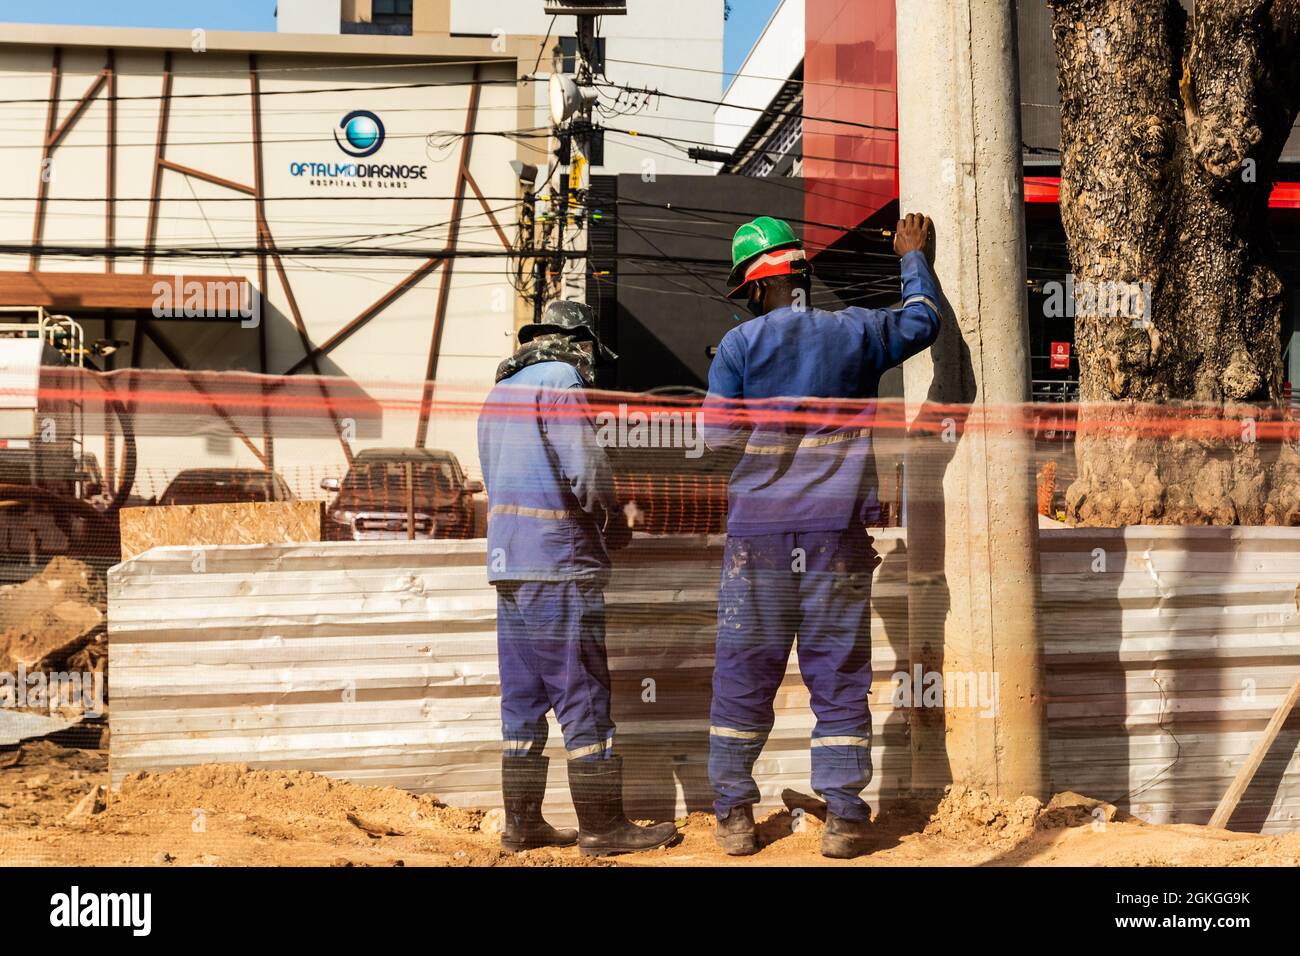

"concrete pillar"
[897,0,1047,800]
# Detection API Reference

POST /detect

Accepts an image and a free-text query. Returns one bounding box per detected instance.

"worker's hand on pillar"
[893,212,932,258]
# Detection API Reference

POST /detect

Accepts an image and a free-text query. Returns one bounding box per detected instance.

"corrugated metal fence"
[108,527,1300,831]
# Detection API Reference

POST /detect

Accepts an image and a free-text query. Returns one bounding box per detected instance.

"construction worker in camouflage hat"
[518,300,618,360]
[478,297,677,858]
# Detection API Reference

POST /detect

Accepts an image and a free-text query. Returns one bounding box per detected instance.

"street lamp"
[509,160,540,189]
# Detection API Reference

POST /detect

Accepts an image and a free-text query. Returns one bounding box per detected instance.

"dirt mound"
[77,763,613,867]
[924,785,1044,847]
[0,558,104,673]
[103,763,482,834]
[0,740,106,830]
[1038,790,1123,829]
[922,786,1128,848]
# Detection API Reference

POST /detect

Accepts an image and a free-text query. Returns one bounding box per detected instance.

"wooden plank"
[0,271,250,312]
[1208,672,1300,829]
[158,158,255,196]
[118,500,323,560]
[28,47,61,272]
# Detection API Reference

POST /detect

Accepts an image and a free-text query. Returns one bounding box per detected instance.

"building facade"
[718,0,1300,403]
[0,3,725,498]
[0,23,539,494]
[282,0,727,180]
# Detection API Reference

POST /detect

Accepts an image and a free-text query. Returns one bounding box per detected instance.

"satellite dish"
[549,73,581,126]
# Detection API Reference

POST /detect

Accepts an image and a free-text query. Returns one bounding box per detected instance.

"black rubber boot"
[567,756,679,857]
[714,804,759,856]
[820,811,874,859]
[500,754,578,852]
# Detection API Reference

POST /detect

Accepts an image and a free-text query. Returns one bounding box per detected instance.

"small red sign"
[1050,342,1071,370]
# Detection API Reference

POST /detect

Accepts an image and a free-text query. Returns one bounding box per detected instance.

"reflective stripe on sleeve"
[902,294,940,315]
[490,504,581,520]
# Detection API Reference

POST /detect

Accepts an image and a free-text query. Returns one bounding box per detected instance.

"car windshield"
[163,473,275,505]
[340,460,456,495]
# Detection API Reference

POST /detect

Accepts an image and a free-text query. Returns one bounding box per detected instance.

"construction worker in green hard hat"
[724,215,808,305]
[703,212,941,859]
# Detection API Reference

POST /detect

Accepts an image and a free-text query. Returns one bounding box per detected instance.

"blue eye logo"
[334,110,385,157]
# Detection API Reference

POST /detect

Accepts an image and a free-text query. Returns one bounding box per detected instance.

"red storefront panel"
[803,2,1299,252]
[803,0,899,255]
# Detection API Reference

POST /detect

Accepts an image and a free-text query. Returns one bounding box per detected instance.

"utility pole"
[542,2,623,303]
[509,159,545,324]
[896,1,1047,800]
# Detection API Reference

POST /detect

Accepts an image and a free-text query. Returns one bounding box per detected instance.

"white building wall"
[454,0,726,177]
[275,1,728,177]
[0,39,521,489]
[277,0,346,35]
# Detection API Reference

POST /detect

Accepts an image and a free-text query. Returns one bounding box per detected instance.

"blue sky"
[724,0,783,77]
[0,0,277,31]
[0,0,781,76]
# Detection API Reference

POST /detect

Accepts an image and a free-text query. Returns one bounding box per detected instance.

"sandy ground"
[2,740,1299,867]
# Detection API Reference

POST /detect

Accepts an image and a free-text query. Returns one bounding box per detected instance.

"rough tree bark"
[1049,0,1300,525]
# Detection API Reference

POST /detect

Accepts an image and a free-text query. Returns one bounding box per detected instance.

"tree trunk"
[1049,0,1300,526]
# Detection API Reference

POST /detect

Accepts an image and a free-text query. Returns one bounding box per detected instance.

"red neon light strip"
[1025,176,1300,209]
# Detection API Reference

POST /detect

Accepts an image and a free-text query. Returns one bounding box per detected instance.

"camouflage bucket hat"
[518,300,618,361]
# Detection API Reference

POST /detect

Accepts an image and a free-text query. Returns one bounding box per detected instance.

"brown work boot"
[820,812,874,859]
[714,804,759,856]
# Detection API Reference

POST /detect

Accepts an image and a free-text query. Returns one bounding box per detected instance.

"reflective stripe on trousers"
[708,527,875,822]
[496,579,616,763]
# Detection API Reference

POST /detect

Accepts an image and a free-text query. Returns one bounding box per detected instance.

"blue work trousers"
[496,579,615,762]
[709,527,875,821]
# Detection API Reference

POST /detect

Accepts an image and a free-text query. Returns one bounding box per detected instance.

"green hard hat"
[727,216,802,293]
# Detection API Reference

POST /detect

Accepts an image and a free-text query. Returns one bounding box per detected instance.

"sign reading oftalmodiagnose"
[289,110,429,190]
[1050,341,1071,370]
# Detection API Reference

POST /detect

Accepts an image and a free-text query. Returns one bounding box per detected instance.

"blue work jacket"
[703,250,942,536]
[478,360,619,583]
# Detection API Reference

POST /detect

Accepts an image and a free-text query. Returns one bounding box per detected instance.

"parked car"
[320,448,482,541]
[159,468,295,506]
[0,483,120,578]
[0,448,104,503]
